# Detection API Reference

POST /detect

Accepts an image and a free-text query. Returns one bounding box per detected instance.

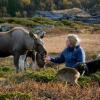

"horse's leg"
[19,55,27,71]
[14,53,20,73]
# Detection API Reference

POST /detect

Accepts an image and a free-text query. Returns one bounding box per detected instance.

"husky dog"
[56,67,80,86]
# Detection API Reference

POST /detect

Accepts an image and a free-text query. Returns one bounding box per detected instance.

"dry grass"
[44,34,100,54]
[0,26,100,99]
[0,81,99,100]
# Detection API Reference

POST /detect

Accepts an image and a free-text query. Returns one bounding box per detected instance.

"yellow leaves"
[21,0,31,5]
[63,0,68,4]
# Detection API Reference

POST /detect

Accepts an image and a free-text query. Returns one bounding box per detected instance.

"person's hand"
[45,56,51,63]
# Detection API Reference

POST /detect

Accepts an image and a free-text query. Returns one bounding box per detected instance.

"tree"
[7,0,22,16]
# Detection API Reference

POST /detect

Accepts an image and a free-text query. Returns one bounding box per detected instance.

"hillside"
[0,17,100,99]
[0,33,100,99]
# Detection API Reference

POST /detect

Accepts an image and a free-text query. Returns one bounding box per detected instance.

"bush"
[32,17,55,25]
[2,67,11,72]
[0,66,13,78]
[90,72,100,83]
[0,66,11,72]
[79,76,91,86]
[61,20,72,26]
[7,18,38,26]
[0,92,32,100]
[0,18,39,27]
[0,18,6,23]
[25,68,56,83]
[0,17,89,29]
[8,68,57,84]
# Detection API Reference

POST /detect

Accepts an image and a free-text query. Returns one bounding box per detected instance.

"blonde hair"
[67,34,80,47]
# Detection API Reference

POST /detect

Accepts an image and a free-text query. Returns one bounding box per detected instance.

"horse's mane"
[0,27,29,36]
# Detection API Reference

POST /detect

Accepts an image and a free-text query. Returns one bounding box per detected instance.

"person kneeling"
[45,34,86,75]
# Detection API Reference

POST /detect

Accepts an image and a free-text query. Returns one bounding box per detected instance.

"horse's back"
[0,31,9,36]
[0,27,29,55]
[0,27,29,37]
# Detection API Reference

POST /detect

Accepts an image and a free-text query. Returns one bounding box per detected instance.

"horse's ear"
[29,30,33,37]
[29,30,37,40]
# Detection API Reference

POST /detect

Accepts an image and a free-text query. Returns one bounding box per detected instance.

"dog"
[56,67,80,86]
[85,59,100,75]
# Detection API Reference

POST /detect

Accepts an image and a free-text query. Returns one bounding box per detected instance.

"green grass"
[0,92,32,100]
[90,72,100,83]
[8,68,57,83]
[0,66,99,86]
[79,76,91,86]
[0,17,93,29]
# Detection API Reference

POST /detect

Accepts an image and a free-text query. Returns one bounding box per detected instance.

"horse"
[0,27,47,73]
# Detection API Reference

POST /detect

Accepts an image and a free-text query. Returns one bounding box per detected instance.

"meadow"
[0,18,100,100]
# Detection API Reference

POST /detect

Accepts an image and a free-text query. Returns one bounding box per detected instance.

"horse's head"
[29,30,47,68]
[30,29,46,39]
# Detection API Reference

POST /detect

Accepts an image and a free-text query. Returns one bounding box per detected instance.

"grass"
[0,66,99,85]
[0,17,100,99]
[0,65,99,100]
[0,17,94,29]
[0,92,32,100]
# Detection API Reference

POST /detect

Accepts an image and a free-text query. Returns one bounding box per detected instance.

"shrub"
[0,66,11,72]
[2,67,11,72]
[54,21,64,26]
[0,92,32,100]
[61,20,72,26]
[0,18,6,23]
[25,68,56,82]
[79,76,91,86]
[0,17,89,29]
[90,72,100,83]
[0,18,39,27]
[7,18,38,26]
[32,17,57,26]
